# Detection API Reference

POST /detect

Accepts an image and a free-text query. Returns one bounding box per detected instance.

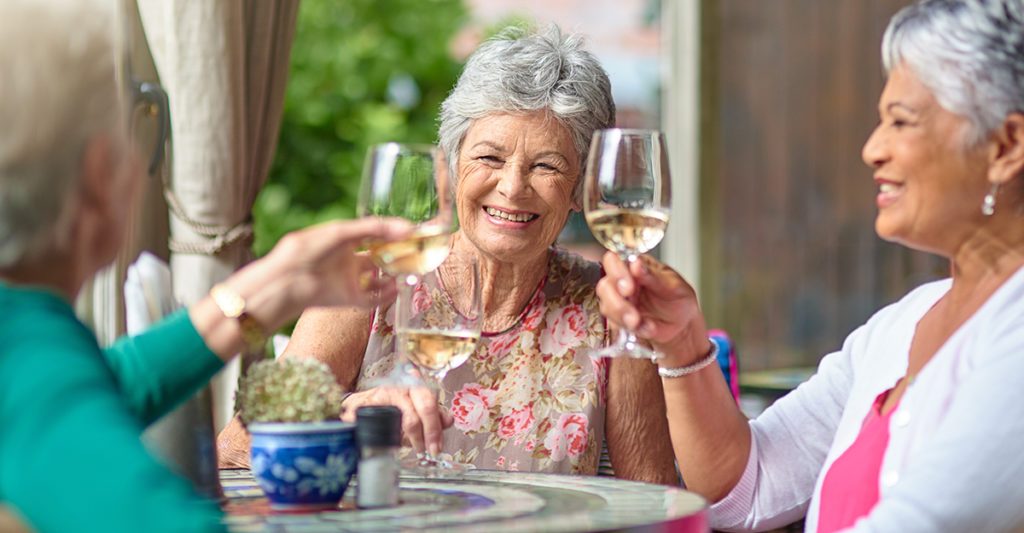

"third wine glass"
[583,128,672,360]
[358,142,455,385]
[395,252,482,475]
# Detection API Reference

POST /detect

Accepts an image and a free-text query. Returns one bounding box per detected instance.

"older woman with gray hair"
[0,1,409,531]
[598,0,1024,531]
[218,25,677,482]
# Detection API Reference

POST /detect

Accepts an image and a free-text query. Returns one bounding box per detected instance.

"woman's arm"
[597,252,751,501]
[103,310,224,426]
[605,356,678,485]
[0,315,226,533]
[190,219,405,362]
[281,306,373,392]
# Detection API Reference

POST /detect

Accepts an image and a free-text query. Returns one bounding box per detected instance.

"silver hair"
[0,0,123,268]
[437,25,615,204]
[882,0,1024,146]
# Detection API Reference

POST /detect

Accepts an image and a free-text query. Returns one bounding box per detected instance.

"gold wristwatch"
[210,283,266,353]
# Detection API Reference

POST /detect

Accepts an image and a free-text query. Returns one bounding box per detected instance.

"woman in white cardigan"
[596,0,1024,531]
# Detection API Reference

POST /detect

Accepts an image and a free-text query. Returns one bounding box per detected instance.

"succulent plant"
[236,358,344,425]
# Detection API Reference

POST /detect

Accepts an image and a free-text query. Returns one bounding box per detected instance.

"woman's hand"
[191,217,410,361]
[257,217,411,312]
[596,252,712,366]
[340,386,454,456]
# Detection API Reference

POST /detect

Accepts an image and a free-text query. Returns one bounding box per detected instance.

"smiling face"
[861,64,993,255]
[455,111,581,263]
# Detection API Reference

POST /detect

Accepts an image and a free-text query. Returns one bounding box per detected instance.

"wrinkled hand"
[263,217,411,311]
[340,386,454,456]
[596,252,712,365]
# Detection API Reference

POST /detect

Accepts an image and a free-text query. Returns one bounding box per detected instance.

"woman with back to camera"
[0,1,409,531]
[218,25,678,482]
[598,0,1024,531]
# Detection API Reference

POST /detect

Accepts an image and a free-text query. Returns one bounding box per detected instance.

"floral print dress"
[357,248,609,474]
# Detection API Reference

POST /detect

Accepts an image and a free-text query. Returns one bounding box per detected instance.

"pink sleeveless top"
[357,249,610,474]
[817,390,896,532]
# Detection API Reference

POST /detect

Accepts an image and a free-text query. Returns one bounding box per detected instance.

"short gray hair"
[438,25,615,203]
[882,0,1024,146]
[0,0,122,268]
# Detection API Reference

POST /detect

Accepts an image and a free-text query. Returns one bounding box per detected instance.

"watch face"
[211,284,266,352]
[212,285,245,318]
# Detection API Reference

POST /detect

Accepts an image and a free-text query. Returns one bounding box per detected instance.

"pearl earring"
[982,183,999,216]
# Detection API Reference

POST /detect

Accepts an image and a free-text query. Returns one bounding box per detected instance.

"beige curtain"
[136,0,299,432]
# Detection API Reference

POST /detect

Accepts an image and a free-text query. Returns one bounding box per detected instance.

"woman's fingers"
[408,386,446,455]
[632,255,690,298]
[601,251,635,296]
[598,252,642,330]
[340,386,446,455]
[598,252,703,349]
[597,276,640,331]
[314,217,412,251]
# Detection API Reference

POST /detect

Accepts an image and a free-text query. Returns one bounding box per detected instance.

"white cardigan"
[710,265,1024,532]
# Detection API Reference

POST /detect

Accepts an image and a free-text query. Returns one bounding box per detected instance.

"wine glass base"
[590,343,663,361]
[400,454,472,478]
[364,361,429,389]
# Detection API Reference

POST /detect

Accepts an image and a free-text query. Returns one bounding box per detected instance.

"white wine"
[402,329,480,373]
[368,226,451,275]
[585,207,670,256]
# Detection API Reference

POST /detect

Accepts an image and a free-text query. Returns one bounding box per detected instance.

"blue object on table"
[249,421,358,510]
[709,329,740,403]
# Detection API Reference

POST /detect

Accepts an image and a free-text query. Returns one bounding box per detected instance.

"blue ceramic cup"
[248,420,358,510]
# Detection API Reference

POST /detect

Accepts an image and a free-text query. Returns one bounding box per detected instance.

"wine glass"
[583,128,672,360]
[358,142,456,386]
[396,252,482,476]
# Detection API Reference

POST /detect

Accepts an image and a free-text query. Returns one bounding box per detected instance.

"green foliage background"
[252,0,469,256]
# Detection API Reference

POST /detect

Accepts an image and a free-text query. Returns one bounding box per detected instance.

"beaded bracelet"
[657,337,719,378]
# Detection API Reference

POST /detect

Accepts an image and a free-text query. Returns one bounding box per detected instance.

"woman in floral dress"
[219,25,676,483]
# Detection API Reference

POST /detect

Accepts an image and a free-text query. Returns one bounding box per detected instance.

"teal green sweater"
[0,282,227,532]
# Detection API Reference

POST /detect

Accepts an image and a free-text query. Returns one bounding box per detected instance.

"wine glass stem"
[618,329,643,350]
[395,274,420,370]
[620,254,644,345]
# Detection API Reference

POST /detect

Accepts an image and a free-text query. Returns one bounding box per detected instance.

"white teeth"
[879,183,899,193]
[486,207,537,222]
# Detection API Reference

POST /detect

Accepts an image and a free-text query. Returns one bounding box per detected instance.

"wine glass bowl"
[365,224,451,278]
[583,128,672,360]
[398,252,482,385]
[357,142,456,387]
[358,142,455,276]
[396,252,482,476]
[585,207,669,262]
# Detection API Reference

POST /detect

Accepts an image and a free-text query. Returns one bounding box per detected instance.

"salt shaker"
[355,405,402,508]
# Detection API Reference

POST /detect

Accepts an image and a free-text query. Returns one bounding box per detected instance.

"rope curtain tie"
[164,185,254,255]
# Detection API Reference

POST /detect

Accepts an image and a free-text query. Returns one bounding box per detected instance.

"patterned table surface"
[220,468,709,532]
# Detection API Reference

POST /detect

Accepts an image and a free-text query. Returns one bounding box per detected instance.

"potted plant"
[236,357,358,510]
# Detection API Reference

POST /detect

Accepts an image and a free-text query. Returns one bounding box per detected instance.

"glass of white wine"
[358,142,456,386]
[583,128,672,360]
[396,252,482,475]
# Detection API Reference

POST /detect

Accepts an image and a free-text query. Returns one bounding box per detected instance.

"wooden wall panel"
[699,0,947,370]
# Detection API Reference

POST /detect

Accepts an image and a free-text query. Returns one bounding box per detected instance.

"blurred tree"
[253,0,469,256]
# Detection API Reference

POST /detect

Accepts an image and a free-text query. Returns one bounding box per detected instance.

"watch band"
[210,283,266,353]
